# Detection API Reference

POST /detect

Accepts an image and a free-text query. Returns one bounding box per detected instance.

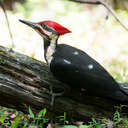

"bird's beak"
[19,19,37,28]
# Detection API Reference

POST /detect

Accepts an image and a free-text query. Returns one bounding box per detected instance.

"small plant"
[113,110,123,124]
[0,114,6,125]
[0,107,14,127]
[90,118,103,128]
[56,112,69,125]
[113,105,128,127]
[28,106,48,127]
[11,112,23,128]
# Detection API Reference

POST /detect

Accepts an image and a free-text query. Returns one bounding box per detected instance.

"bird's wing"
[50,44,120,95]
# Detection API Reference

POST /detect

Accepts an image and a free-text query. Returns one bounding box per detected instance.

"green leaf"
[29,106,34,118]
[23,122,28,128]
[11,113,23,128]
[0,115,6,124]
[37,109,44,118]
[0,110,4,115]
[79,125,90,128]
[95,124,103,128]
[38,108,48,127]
[63,125,77,128]
[42,108,47,117]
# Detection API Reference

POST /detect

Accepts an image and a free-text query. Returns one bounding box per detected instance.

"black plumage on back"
[51,44,128,101]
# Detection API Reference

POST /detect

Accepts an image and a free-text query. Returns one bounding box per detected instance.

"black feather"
[50,44,128,102]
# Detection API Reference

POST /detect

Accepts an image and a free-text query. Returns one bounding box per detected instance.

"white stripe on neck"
[46,38,57,65]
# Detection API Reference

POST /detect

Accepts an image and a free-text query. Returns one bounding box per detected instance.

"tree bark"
[0,45,128,121]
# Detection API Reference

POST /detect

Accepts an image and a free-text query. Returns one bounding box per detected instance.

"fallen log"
[0,45,128,121]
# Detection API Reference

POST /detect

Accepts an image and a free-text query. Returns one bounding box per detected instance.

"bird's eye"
[41,23,57,35]
[41,23,51,31]
[41,24,46,29]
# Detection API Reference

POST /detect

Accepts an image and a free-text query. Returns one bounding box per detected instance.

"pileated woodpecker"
[19,19,128,102]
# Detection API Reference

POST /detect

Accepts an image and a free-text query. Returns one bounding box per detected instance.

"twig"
[69,0,128,31]
[69,0,101,4]
[0,0,15,49]
[101,1,128,31]
[90,10,110,45]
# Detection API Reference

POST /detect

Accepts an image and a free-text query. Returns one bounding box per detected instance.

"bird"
[19,19,128,102]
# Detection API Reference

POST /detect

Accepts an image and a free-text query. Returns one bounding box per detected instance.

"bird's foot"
[49,86,65,107]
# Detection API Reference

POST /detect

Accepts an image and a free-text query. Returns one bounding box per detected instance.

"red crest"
[38,20,71,35]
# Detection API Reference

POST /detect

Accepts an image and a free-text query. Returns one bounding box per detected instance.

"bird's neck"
[44,37,58,65]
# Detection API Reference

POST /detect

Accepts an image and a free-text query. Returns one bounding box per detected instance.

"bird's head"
[19,19,71,40]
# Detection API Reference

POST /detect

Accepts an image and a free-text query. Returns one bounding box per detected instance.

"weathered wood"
[0,45,128,121]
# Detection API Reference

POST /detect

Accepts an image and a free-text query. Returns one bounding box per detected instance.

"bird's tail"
[116,82,128,102]
[118,82,128,90]
[118,82,128,94]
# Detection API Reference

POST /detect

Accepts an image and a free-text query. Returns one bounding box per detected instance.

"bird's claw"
[49,86,65,107]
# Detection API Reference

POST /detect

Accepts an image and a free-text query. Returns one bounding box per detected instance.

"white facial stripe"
[42,28,52,36]
[36,24,52,36]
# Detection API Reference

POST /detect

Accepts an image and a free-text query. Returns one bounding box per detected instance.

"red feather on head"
[38,20,71,35]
